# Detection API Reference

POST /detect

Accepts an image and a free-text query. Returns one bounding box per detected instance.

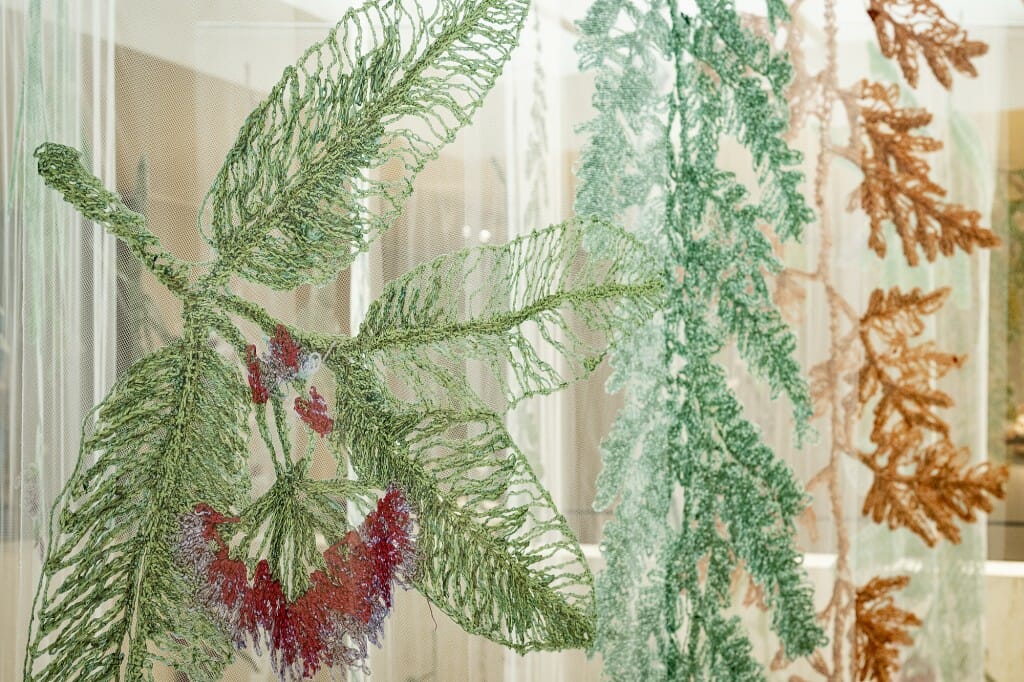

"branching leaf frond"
[856,80,999,266]
[867,0,987,89]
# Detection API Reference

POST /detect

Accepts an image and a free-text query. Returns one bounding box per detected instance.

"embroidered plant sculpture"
[755,1,1007,679]
[576,1,824,678]
[24,1,664,680]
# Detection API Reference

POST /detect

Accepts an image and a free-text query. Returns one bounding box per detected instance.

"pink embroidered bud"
[270,324,302,373]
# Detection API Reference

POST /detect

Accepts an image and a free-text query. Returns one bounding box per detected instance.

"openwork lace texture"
[575,1,825,679]
[756,1,1007,680]
[23,1,665,680]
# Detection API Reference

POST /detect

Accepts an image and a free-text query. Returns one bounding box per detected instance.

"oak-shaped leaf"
[854,575,921,682]
[207,0,529,289]
[856,80,998,266]
[859,286,1008,545]
[25,340,251,681]
[859,286,958,442]
[867,0,987,89]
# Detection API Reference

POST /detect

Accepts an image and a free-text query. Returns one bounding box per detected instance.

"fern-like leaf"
[26,340,251,681]
[575,1,824,678]
[357,217,663,413]
[856,80,999,266]
[854,575,921,682]
[866,0,987,90]
[206,0,528,289]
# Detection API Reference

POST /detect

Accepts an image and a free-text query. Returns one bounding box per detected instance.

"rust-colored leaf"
[867,0,987,89]
[856,81,999,266]
[858,286,1008,545]
[861,429,1007,545]
[855,575,921,682]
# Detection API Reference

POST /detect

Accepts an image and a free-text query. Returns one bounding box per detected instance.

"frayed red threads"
[181,487,416,680]
[295,386,333,436]
[246,345,270,404]
[270,324,302,373]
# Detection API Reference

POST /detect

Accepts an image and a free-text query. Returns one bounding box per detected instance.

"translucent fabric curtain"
[1,0,117,675]
[2,1,1022,681]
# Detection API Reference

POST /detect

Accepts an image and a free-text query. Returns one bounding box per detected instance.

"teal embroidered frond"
[25,1,664,679]
[575,0,825,679]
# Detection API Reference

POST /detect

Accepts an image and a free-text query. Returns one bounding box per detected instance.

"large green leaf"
[206,0,529,289]
[25,339,251,681]
[356,217,663,413]
[336,388,595,653]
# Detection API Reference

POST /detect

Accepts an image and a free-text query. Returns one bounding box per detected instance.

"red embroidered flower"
[294,386,333,436]
[270,324,302,374]
[246,345,270,404]
[180,487,415,680]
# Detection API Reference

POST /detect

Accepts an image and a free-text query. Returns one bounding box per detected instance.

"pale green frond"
[25,339,251,681]
[357,217,663,413]
[575,0,824,678]
[206,0,529,289]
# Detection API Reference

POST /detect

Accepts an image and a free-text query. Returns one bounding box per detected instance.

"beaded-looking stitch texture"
[575,1,824,679]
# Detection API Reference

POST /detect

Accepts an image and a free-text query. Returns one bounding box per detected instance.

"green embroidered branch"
[576,0,824,679]
[24,1,664,678]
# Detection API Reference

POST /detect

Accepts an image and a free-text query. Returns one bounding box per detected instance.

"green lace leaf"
[357,216,663,413]
[25,339,251,681]
[206,0,529,289]
[336,385,595,653]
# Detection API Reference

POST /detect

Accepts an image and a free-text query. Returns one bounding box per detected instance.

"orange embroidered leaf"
[858,286,1008,545]
[866,0,987,89]
[861,430,1006,546]
[856,81,999,266]
[854,575,921,682]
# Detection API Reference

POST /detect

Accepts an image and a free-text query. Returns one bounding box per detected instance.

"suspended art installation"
[576,0,825,679]
[23,1,664,679]
[757,1,1008,679]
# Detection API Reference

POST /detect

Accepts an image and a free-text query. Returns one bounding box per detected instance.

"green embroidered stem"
[33,143,191,297]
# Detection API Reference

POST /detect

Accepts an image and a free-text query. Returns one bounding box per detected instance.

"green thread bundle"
[576,0,825,679]
[24,1,664,680]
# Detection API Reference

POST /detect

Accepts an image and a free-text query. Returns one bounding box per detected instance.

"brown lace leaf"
[856,80,999,266]
[859,286,1009,544]
[859,286,959,443]
[855,575,921,682]
[866,0,988,89]
[861,429,1007,545]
